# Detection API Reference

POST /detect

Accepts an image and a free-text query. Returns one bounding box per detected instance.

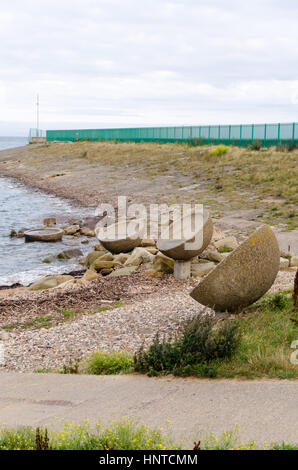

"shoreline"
[0,163,93,210]
[0,158,97,289]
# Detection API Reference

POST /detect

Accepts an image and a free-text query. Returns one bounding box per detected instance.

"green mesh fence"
[46,122,298,147]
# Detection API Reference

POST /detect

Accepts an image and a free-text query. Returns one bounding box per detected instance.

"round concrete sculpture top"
[95,219,145,253]
[24,228,64,242]
[156,210,213,261]
[190,224,280,312]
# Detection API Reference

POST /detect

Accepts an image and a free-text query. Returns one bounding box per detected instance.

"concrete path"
[0,372,297,446]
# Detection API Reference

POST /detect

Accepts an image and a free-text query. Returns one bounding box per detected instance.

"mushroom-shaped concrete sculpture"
[24,228,64,242]
[95,219,145,254]
[157,210,213,261]
[190,224,280,312]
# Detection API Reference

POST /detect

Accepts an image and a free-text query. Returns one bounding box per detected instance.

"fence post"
[264,123,267,145]
[218,125,221,142]
[278,123,280,142]
[292,122,295,142]
[229,125,231,142]
[240,124,242,142]
[251,124,254,143]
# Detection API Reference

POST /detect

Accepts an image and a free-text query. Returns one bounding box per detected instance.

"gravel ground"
[0,270,295,373]
[0,288,207,372]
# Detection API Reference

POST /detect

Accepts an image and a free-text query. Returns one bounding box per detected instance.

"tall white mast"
[36,94,39,136]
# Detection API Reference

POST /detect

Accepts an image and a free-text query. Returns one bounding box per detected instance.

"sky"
[0,0,298,136]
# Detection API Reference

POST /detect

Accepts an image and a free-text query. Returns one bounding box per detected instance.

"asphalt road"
[0,372,297,447]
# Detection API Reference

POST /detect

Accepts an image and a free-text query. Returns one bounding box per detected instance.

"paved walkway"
[0,372,297,446]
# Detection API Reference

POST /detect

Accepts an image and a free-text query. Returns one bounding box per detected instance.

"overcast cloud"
[0,0,298,135]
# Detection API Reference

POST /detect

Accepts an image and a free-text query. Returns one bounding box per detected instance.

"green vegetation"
[0,420,177,450]
[2,315,53,330]
[133,316,241,378]
[0,421,296,450]
[209,144,229,156]
[250,140,262,151]
[12,140,298,229]
[61,308,77,320]
[82,351,133,375]
[218,245,233,253]
[62,291,297,380]
[215,292,298,379]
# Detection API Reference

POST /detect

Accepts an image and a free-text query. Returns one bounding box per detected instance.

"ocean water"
[0,139,94,286]
[0,136,28,151]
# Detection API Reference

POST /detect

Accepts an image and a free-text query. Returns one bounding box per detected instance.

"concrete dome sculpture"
[95,219,145,253]
[24,228,64,242]
[157,210,213,261]
[190,224,280,312]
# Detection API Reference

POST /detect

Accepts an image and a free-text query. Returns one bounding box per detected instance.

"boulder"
[85,251,104,268]
[190,225,280,312]
[92,259,121,272]
[153,253,174,274]
[279,257,290,269]
[201,248,224,263]
[29,275,74,291]
[290,255,298,267]
[101,268,113,276]
[24,228,64,242]
[56,248,83,260]
[211,226,226,242]
[108,266,138,277]
[63,225,80,235]
[191,262,216,278]
[82,269,100,282]
[43,217,56,226]
[145,246,158,255]
[124,247,154,266]
[157,210,213,261]
[214,236,238,252]
[80,227,95,237]
[9,229,17,238]
[95,252,114,262]
[114,253,130,264]
[17,228,29,238]
[93,243,105,251]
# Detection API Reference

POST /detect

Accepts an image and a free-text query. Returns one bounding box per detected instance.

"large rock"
[92,259,120,272]
[191,262,216,278]
[153,253,174,274]
[63,225,80,235]
[124,247,154,266]
[214,236,238,252]
[57,248,83,260]
[85,251,105,268]
[82,269,100,282]
[24,228,64,242]
[114,253,130,264]
[108,266,138,277]
[201,248,224,263]
[96,219,144,253]
[190,225,280,312]
[43,217,56,226]
[279,257,290,269]
[80,227,95,237]
[29,275,73,291]
[156,210,213,261]
[95,252,114,262]
[290,255,298,267]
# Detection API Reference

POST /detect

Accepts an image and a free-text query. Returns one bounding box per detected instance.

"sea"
[0,137,93,286]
